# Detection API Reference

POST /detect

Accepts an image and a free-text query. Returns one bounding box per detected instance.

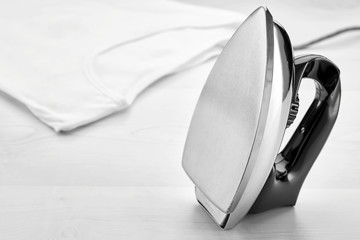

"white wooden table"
[1,0,360,239]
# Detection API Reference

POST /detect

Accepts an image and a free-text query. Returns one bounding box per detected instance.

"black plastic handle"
[249,54,341,214]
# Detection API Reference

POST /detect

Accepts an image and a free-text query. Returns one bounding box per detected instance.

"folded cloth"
[0,0,243,132]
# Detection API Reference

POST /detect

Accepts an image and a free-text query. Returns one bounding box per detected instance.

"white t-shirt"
[0,0,243,132]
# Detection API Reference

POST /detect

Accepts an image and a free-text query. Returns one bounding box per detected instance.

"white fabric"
[0,0,243,132]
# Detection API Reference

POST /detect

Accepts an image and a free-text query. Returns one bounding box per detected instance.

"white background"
[0,0,359,239]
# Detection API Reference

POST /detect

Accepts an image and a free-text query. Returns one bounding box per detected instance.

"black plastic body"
[249,55,341,214]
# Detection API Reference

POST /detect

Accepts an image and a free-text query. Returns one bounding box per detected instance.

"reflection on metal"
[182,7,341,229]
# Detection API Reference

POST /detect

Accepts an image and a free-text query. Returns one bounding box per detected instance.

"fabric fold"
[0,0,243,132]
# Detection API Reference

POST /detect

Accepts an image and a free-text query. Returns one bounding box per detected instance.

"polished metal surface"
[223,21,294,228]
[182,6,274,214]
[182,6,294,229]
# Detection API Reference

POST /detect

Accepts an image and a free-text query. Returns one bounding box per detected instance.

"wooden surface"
[0,187,359,239]
[1,0,360,239]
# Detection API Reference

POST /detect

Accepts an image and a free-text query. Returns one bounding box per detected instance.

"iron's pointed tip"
[255,6,269,13]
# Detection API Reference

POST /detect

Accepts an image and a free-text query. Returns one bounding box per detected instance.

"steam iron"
[182,7,341,229]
